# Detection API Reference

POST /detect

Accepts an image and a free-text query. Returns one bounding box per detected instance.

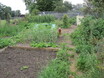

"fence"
[39,11,83,19]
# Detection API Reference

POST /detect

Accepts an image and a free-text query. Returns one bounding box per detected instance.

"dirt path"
[57,25,76,47]
[57,25,79,77]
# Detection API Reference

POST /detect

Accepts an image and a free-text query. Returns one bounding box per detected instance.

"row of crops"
[70,16,104,78]
[0,23,58,48]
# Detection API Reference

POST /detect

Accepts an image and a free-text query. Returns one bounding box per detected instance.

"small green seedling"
[20,66,29,71]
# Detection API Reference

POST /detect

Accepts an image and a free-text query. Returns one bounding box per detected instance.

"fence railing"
[39,11,83,18]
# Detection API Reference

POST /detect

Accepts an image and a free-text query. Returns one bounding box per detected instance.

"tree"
[54,5,68,12]
[73,4,84,12]
[23,0,66,12]
[0,3,11,23]
[23,0,55,12]
[23,0,37,13]
[64,1,73,10]
[11,11,15,17]
[54,1,72,12]
[15,10,21,17]
[36,0,55,11]
[4,7,11,23]
[0,3,21,23]
[84,0,104,18]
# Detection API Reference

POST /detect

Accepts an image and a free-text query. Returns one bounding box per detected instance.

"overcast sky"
[0,0,84,14]
[64,0,84,4]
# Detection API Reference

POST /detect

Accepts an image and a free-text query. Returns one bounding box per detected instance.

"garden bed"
[0,47,57,78]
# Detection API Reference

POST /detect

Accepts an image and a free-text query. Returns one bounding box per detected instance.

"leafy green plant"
[31,42,58,48]
[20,66,29,71]
[0,38,15,48]
[76,44,93,54]
[70,28,82,45]
[77,52,98,71]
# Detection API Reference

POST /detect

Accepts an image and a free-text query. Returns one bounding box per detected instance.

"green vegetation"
[28,23,58,43]
[69,17,76,25]
[27,15,55,23]
[0,20,6,26]
[0,38,13,48]
[24,0,72,13]
[31,42,58,48]
[54,19,63,27]
[0,25,21,37]
[54,17,76,28]
[84,0,104,18]
[39,49,70,78]
[0,3,21,23]
[63,14,69,28]
[77,52,97,71]
[71,16,104,46]
[1,0,104,78]
[71,16,104,78]
[0,23,58,48]
[0,19,29,37]
[20,66,29,71]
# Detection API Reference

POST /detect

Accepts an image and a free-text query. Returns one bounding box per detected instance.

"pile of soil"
[0,47,56,78]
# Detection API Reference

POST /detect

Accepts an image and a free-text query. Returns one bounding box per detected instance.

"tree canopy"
[23,0,72,13]
[0,3,21,23]
[84,0,104,17]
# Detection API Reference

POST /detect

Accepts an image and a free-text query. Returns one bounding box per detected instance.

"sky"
[64,0,84,4]
[0,0,84,14]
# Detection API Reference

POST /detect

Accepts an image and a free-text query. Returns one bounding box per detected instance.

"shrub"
[71,16,104,46]
[77,52,98,71]
[75,68,103,78]
[69,17,76,25]
[70,16,104,78]
[63,14,69,28]
[28,15,55,23]
[70,29,82,45]
[76,44,93,54]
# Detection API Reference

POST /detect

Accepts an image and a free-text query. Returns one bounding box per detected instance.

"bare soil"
[0,47,56,78]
